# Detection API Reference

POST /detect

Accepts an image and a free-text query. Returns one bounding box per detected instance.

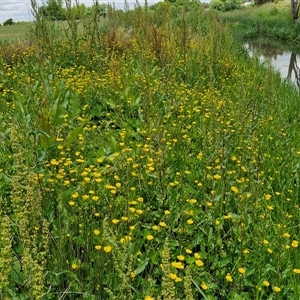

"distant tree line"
[38,0,107,20]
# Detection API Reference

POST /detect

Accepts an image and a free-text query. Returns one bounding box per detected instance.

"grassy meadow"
[0,23,31,41]
[219,0,300,47]
[1,2,300,299]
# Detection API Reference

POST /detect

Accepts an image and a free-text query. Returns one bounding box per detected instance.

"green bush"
[210,0,226,11]
[3,18,14,26]
[211,0,241,11]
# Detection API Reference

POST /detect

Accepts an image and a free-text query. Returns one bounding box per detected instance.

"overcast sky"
[0,0,165,23]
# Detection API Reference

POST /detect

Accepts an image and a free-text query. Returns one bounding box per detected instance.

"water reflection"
[244,42,300,88]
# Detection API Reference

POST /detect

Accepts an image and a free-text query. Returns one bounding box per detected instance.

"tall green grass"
[0,1,300,299]
[219,0,300,46]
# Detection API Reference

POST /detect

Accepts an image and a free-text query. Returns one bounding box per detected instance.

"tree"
[40,0,66,20]
[3,18,14,26]
[291,0,300,22]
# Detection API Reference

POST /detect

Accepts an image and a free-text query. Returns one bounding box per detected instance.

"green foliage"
[210,0,226,11]
[39,0,66,20]
[1,2,300,299]
[3,18,14,26]
[210,0,241,12]
[219,1,300,44]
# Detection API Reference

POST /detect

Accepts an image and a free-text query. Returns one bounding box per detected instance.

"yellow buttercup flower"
[225,273,233,282]
[273,286,281,293]
[146,235,154,241]
[103,246,112,253]
[201,282,208,290]
[231,186,239,193]
[263,280,270,287]
[195,260,204,267]
[293,269,300,274]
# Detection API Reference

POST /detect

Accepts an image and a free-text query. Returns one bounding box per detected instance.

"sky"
[0,0,169,23]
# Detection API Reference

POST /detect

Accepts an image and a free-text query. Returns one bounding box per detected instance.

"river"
[244,41,300,89]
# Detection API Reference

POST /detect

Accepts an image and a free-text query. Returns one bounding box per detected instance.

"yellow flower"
[231,186,239,194]
[292,240,299,248]
[264,194,272,200]
[92,196,99,201]
[267,248,273,253]
[243,249,249,254]
[194,253,201,259]
[185,249,192,254]
[171,261,184,269]
[201,282,208,290]
[84,177,91,183]
[95,245,102,251]
[238,267,246,275]
[169,273,177,280]
[187,219,194,225]
[112,219,119,224]
[152,225,159,230]
[263,280,270,287]
[144,296,155,300]
[293,269,300,274]
[164,210,171,215]
[215,219,220,225]
[273,286,281,292]
[214,174,221,180]
[177,255,185,261]
[188,198,197,204]
[267,205,274,211]
[159,222,167,227]
[195,260,204,267]
[68,201,75,206]
[103,245,112,253]
[71,263,78,270]
[115,182,121,188]
[225,273,233,282]
[146,235,154,241]
[93,229,100,235]
[71,191,79,199]
[50,159,59,165]
[263,239,269,245]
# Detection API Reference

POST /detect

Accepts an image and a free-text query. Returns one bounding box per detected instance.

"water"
[244,41,300,89]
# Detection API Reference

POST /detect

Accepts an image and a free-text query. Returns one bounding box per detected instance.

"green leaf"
[108,133,118,152]
[134,258,149,276]
[65,125,84,146]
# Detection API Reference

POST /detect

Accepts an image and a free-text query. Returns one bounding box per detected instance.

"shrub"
[210,0,226,11]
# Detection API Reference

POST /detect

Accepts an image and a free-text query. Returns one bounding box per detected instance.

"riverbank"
[219,0,300,49]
